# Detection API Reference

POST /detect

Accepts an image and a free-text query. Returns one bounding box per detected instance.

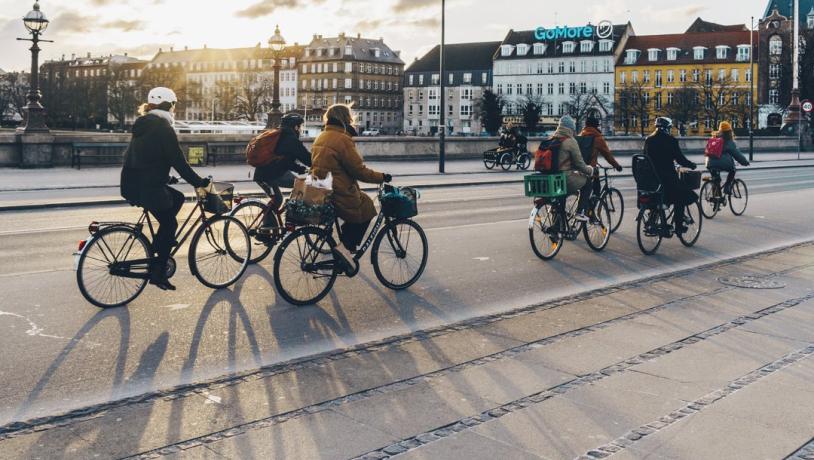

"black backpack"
[575,135,595,164]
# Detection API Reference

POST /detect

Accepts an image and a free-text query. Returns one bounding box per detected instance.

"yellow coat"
[311,125,385,223]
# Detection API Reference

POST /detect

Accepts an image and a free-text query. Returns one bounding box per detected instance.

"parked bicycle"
[272,184,429,305]
[74,179,251,308]
[594,166,625,233]
[699,170,748,218]
[526,173,611,260]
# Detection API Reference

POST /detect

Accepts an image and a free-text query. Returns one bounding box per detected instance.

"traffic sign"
[802,100,813,113]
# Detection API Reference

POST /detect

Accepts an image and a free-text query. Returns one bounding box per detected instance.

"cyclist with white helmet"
[120,87,210,290]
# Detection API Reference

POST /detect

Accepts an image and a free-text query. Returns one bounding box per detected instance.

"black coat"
[120,113,206,211]
[643,130,698,206]
[253,127,312,184]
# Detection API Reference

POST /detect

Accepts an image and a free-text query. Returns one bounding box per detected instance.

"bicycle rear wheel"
[273,227,338,305]
[637,208,663,255]
[189,216,250,289]
[230,200,274,264]
[499,152,514,171]
[729,179,748,216]
[679,201,703,247]
[76,226,150,308]
[699,181,718,219]
[603,187,625,233]
[516,152,531,170]
[583,201,611,252]
[371,218,428,290]
[529,203,562,260]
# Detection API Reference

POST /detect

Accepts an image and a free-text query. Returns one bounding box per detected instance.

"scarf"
[150,109,175,126]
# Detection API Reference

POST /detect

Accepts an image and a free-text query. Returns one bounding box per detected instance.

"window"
[558,82,565,95]
[769,36,782,56]
[429,88,438,100]
[643,70,650,83]
[462,88,473,100]
[569,82,576,95]
[715,46,729,59]
[667,48,679,61]
[579,82,587,94]
[746,68,752,82]
[536,62,544,74]
[599,40,612,52]
[463,73,472,83]
[736,45,751,62]
[516,44,529,55]
[732,92,739,105]
[500,45,514,56]
[516,84,522,95]
[533,43,546,55]
[693,47,706,60]
[603,82,610,94]
[718,92,726,105]
[548,62,555,73]
[632,70,638,82]
[482,72,488,83]
[569,61,576,73]
[536,83,544,96]
[432,74,439,85]
[648,49,660,61]
[624,49,640,64]
[428,105,439,116]
[655,93,662,110]
[769,64,780,79]
[558,61,565,73]
[506,84,513,95]
[692,69,700,82]
[497,83,503,95]
[667,70,674,83]
[655,70,662,87]
[581,41,594,53]
[563,41,576,53]
[731,69,739,82]
[449,73,454,85]
[718,69,726,81]
[419,75,424,85]
[580,61,587,73]
[769,89,780,104]
[547,83,554,95]
[620,71,626,84]
[460,104,472,116]
[448,104,454,116]
[667,92,673,105]
[526,83,533,95]
[680,69,687,82]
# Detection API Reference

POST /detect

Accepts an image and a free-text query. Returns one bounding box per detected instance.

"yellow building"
[614,21,757,136]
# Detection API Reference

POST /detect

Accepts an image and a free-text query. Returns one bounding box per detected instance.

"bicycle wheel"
[583,201,611,252]
[483,155,496,169]
[679,201,703,247]
[76,226,150,309]
[371,218,429,290]
[729,179,748,216]
[516,153,531,170]
[637,208,663,255]
[602,188,625,233]
[499,152,514,171]
[230,200,274,264]
[699,181,718,219]
[189,216,250,289]
[273,227,338,305]
[529,203,563,260]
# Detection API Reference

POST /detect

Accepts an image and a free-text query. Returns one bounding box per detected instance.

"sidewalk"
[1,242,812,459]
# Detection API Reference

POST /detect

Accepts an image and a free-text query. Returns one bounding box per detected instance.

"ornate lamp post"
[266,25,286,129]
[17,1,53,133]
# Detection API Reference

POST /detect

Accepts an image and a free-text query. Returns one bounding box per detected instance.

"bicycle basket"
[285,199,335,226]
[679,170,702,190]
[380,186,419,219]
[199,182,234,214]
[524,173,566,198]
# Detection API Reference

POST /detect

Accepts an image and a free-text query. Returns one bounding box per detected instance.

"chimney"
[71,53,75,60]
[87,52,91,58]
[357,33,361,39]
[339,32,345,38]
[124,52,128,57]
[170,46,174,52]
[61,54,65,61]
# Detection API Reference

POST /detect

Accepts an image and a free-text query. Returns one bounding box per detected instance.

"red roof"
[618,30,757,66]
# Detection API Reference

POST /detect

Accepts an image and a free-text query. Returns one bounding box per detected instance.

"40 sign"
[534,20,614,41]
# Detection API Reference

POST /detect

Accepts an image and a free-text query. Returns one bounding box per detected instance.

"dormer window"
[533,43,547,55]
[516,44,529,56]
[373,47,381,58]
[500,45,514,56]
[580,41,594,53]
[736,45,751,61]
[562,41,576,53]
[317,48,324,57]
[808,7,814,29]
[345,45,353,55]
[647,48,660,62]
[598,40,613,52]
[693,46,707,60]
[667,47,680,61]
[715,45,730,59]
[624,49,640,64]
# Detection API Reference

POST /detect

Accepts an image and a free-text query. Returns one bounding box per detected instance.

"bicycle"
[594,166,625,233]
[527,173,611,260]
[272,184,429,306]
[634,171,703,256]
[483,144,531,171]
[229,193,287,264]
[74,179,251,308]
[699,169,748,218]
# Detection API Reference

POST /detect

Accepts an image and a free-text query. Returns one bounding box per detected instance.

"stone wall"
[0,130,801,167]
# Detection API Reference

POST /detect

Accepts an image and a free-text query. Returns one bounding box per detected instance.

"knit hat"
[718,121,733,133]
[558,115,576,132]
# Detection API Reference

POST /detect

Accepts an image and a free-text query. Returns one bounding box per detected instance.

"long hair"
[323,103,355,131]
[720,130,735,141]
[138,101,174,116]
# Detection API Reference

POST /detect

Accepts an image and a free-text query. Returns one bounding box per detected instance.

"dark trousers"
[257,181,283,227]
[340,220,371,251]
[577,179,594,213]
[148,187,185,268]
[674,203,686,230]
[711,169,736,193]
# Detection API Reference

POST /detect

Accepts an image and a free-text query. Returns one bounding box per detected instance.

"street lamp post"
[266,25,286,129]
[784,0,803,157]
[749,16,755,162]
[438,0,446,174]
[16,1,53,133]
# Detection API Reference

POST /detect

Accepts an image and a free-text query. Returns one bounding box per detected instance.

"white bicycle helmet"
[148,87,178,105]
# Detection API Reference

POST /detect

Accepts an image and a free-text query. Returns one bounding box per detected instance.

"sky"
[0,0,771,72]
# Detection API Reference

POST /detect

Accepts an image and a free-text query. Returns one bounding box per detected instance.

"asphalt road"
[0,167,813,429]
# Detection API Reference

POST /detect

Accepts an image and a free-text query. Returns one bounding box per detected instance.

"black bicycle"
[272,184,429,305]
[483,145,531,171]
[595,166,625,233]
[699,170,748,218]
[74,180,251,308]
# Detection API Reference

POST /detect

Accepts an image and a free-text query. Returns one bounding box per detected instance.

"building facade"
[492,23,633,134]
[615,22,757,136]
[299,33,404,133]
[403,41,499,135]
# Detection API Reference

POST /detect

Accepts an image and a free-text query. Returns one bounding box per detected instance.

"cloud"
[49,11,96,34]
[100,19,145,32]
[392,0,438,13]
[353,16,440,33]
[235,0,326,18]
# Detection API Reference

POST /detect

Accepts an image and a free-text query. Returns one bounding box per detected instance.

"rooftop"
[619,29,756,66]
[301,34,404,65]
[405,41,500,73]
[685,18,748,33]
[494,23,631,60]
[150,44,304,66]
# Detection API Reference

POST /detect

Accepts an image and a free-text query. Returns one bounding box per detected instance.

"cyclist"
[579,115,623,211]
[310,104,392,270]
[706,121,750,194]
[253,113,312,235]
[643,117,697,235]
[120,87,209,291]
[549,115,594,221]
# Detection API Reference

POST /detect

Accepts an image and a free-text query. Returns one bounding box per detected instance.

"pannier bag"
[679,170,702,190]
[381,186,419,219]
[704,137,724,159]
[246,129,283,167]
[198,182,234,214]
[534,137,564,173]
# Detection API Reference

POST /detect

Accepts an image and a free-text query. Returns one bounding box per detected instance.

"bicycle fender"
[635,208,646,222]
[528,206,540,229]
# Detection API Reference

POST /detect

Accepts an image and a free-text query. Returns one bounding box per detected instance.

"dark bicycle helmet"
[281,113,305,128]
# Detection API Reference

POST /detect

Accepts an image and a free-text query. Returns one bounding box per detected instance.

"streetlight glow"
[23,1,49,34]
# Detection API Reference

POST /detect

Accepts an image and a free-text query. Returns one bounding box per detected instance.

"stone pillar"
[17,132,54,168]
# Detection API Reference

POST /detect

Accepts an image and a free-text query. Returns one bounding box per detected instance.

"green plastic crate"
[524,173,567,198]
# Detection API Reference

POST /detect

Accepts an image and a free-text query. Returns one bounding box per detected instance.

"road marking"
[472,257,490,261]
[0,310,80,343]
[162,304,191,311]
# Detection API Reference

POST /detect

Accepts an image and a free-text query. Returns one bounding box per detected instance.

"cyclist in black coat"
[643,117,698,234]
[120,87,209,291]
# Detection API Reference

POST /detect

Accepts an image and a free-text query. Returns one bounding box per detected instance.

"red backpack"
[704,137,724,159]
[246,129,283,167]
[534,137,564,173]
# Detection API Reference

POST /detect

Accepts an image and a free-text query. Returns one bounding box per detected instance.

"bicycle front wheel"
[76,226,150,308]
[603,188,625,233]
[729,179,748,216]
[189,216,250,289]
[699,181,718,219]
[529,203,562,260]
[230,200,274,264]
[517,153,531,170]
[372,219,429,290]
[274,227,338,305]
[679,201,703,247]
[637,208,663,255]
[583,201,611,252]
[499,152,514,171]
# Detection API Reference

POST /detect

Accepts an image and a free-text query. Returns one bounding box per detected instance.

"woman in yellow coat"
[310,104,392,266]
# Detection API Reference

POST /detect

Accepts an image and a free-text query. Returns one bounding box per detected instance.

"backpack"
[704,137,724,159]
[575,135,595,164]
[534,137,564,173]
[246,129,283,167]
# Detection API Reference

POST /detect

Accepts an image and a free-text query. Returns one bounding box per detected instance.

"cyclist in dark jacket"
[120,87,209,291]
[643,117,698,234]
[706,121,750,193]
[253,113,312,231]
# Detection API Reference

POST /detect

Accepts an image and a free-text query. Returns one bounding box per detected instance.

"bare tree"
[475,88,504,135]
[518,95,545,134]
[214,79,241,120]
[234,75,272,121]
[663,85,701,136]
[107,66,139,129]
[614,80,650,136]
[1,72,29,123]
[691,72,738,132]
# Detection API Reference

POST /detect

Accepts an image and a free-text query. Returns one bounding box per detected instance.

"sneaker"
[149,262,176,291]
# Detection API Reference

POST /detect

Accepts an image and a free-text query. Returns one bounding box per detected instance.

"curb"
[2,162,814,212]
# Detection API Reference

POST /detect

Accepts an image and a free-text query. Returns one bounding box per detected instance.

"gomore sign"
[534,20,614,41]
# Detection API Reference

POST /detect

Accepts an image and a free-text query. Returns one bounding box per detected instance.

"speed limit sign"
[803,99,814,113]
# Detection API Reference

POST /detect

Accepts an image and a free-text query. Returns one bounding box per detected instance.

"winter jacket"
[705,137,749,172]
[253,126,312,184]
[643,129,698,206]
[311,122,385,223]
[578,126,621,169]
[120,113,207,211]
[552,126,594,194]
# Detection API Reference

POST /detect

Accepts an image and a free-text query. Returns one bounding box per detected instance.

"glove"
[167,176,179,185]
[382,174,393,183]
[743,161,751,167]
[198,178,211,188]
[615,165,623,173]
[689,163,697,171]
